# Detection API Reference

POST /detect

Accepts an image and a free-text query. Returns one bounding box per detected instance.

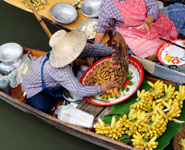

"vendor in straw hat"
[22,29,122,113]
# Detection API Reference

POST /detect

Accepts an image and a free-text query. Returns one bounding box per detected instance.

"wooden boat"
[0,47,182,150]
[3,0,111,44]
[3,0,89,30]
[1,1,185,149]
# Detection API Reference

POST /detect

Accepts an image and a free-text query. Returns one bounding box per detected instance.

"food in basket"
[85,58,124,98]
[22,0,47,10]
[94,80,185,150]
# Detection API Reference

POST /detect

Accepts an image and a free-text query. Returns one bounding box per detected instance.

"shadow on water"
[0,1,106,150]
[0,100,106,150]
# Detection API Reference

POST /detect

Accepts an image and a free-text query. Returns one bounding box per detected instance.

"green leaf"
[118,134,131,142]
[121,86,126,92]
[128,81,134,86]
[128,76,133,80]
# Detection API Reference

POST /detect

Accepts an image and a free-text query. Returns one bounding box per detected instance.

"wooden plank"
[94,106,112,123]
[3,0,110,43]
[77,99,88,109]
[3,0,92,29]
[145,75,181,86]
[81,103,105,117]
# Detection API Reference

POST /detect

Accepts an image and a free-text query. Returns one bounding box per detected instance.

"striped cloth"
[22,43,112,98]
[95,0,159,33]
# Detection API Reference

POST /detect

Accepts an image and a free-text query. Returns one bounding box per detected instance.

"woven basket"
[172,125,185,150]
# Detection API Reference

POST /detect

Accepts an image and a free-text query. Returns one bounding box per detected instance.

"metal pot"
[0,42,23,65]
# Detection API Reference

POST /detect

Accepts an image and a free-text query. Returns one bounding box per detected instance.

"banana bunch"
[179,139,185,150]
[146,101,164,116]
[166,102,181,121]
[22,0,47,10]
[174,85,185,108]
[142,113,168,138]
[148,80,164,99]
[131,132,158,150]
[156,84,175,103]
[125,109,149,136]
[72,0,83,9]
[130,89,153,111]
[94,115,127,140]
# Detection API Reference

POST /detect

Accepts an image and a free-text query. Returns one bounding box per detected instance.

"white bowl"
[50,3,78,24]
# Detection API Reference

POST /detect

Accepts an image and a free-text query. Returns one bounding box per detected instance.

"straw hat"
[49,29,87,68]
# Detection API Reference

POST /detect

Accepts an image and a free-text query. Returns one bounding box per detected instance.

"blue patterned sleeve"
[80,43,112,57]
[55,66,102,97]
[145,0,159,20]
[95,0,117,32]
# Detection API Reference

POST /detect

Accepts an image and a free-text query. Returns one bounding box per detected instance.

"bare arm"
[141,16,155,36]
[95,32,105,44]
[142,0,159,36]
[57,66,121,97]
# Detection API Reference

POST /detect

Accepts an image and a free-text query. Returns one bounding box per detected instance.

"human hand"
[102,77,122,92]
[141,21,151,36]
[87,57,95,66]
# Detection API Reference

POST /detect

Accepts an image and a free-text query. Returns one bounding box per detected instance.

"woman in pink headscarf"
[93,0,178,60]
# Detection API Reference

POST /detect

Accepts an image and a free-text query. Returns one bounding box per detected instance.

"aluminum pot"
[0,42,23,65]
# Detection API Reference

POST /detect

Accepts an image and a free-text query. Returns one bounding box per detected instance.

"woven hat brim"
[49,30,87,68]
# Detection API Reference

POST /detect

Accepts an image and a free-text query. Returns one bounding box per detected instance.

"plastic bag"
[55,103,94,128]
[7,54,33,88]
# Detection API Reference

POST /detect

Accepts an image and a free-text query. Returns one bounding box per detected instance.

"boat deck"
[10,83,112,125]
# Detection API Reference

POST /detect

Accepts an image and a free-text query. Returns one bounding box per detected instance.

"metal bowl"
[50,3,78,24]
[63,89,82,103]
[0,42,23,65]
[81,0,102,18]
[77,19,97,39]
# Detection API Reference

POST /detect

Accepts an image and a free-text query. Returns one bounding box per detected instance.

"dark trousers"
[27,90,59,113]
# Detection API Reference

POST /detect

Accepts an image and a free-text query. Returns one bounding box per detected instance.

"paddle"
[26,0,52,38]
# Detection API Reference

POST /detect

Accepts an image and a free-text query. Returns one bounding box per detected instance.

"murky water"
[0,1,106,149]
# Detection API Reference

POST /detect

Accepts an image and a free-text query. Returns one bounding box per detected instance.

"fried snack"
[85,58,121,98]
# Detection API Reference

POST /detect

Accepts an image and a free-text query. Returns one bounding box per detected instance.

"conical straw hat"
[49,29,87,68]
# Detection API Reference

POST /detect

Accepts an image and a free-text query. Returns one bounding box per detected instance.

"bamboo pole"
[26,0,52,38]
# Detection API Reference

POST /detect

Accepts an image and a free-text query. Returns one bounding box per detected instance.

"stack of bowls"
[0,42,23,75]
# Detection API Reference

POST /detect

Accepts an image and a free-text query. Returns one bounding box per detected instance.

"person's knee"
[27,94,55,113]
